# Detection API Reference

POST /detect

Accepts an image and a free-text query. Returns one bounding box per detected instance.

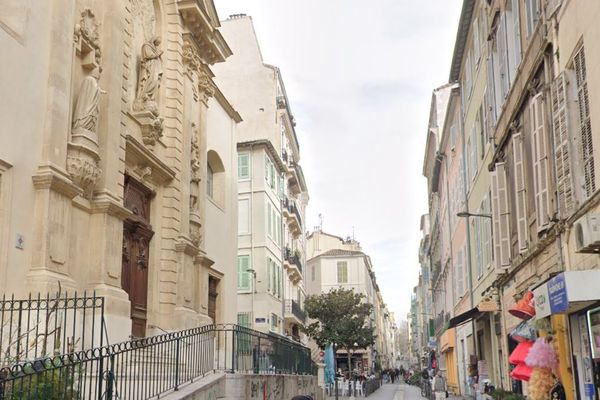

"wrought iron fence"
[363,377,382,396]
[0,324,315,399]
[0,292,106,368]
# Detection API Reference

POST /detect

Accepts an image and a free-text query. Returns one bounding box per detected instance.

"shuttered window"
[456,248,464,296]
[512,133,528,252]
[237,312,251,328]
[491,162,511,269]
[507,0,521,84]
[238,153,250,180]
[237,255,250,291]
[337,261,348,283]
[551,72,575,216]
[530,93,551,231]
[497,14,509,101]
[574,46,596,198]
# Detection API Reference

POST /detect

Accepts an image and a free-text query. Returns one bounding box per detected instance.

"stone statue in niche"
[190,125,201,214]
[72,66,106,138]
[133,36,163,114]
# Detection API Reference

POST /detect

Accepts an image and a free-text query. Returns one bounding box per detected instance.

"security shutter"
[574,46,596,198]
[530,93,551,231]
[551,72,575,217]
[491,162,511,269]
[512,133,528,252]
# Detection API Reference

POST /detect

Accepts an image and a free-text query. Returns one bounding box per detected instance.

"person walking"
[432,370,447,400]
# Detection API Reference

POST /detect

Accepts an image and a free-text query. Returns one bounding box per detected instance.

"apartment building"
[415,0,600,398]
[212,14,309,340]
[306,230,393,373]
[0,0,240,342]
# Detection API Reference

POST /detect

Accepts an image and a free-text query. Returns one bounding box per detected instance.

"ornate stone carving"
[197,70,215,102]
[182,40,201,73]
[182,38,215,103]
[72,66,105,139]
[133,36,163,115]
[74,8,101,69]
[190,124,201,214]
[190,220,202,248]
[68,64,105,197]
[66,144,102,198]
[130,0,155,40]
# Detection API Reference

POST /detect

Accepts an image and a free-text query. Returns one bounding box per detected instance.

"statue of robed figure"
[134,36,163,114]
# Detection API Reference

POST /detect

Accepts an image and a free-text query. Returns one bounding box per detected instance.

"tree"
[303,288,375,372]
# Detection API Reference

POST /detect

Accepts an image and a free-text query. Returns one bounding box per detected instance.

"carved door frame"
[122,176,154,337]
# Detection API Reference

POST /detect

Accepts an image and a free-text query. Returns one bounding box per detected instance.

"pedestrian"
[432,370,447,400]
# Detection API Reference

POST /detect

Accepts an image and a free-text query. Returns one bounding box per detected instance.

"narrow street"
[326,383,424,400]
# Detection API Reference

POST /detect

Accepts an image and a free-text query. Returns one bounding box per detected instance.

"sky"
[214,1,463,321]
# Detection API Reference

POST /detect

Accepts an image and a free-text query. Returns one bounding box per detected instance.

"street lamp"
[456,211,492,219]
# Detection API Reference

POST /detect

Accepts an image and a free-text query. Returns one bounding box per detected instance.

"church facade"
[0,0,240,341]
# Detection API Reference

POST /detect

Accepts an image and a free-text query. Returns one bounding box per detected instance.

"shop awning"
[447,307,481,328]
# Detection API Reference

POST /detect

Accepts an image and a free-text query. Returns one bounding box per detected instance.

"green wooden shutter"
[238,256,250,290]
[238,154,249,179]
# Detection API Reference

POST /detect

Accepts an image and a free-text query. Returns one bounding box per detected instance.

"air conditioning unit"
[574,214,600,253]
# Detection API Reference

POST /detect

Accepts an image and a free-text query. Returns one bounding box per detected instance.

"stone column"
[28,0,78,293]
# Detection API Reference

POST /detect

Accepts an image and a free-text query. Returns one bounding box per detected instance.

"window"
[337,261,348,284]
[450,124,457,151]
[525,0,539,39]
[237,255,250,291]
[574,46,596,197]
[481,195,492,270]
[264,154,276,190]
[473,18,480,66]
[207,150,225,206]
[512,132,528,251]
[507,0,522,84]
[270,313,279,331]
[207,164,214,198]
[491,163,511,269]
[237,312,251,328]
[238,153,250,180]
[456,248,464,296]
[238,199,250,234]
[530,93,551,231]
[311,265,315,281]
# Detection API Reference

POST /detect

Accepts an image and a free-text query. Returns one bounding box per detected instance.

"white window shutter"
[574,46,596,198]
[492,162,511,269]
[530,93,551,231]
[497,14,509,100]
[551,72,576,217]
[512,133,528,252]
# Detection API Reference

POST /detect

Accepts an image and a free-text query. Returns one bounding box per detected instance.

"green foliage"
[3,360,79,400]
[303,288,375,353]
[407,373,421,386]
[490,389,526,400]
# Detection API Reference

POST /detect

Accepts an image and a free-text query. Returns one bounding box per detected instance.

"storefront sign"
[533,283,551,319]
[548,273,568,313]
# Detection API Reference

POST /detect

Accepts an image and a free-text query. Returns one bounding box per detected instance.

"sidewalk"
[325,382,469,400]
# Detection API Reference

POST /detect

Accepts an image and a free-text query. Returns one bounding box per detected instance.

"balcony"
[284,247,303,281]
[283,198,302,235]
[285,299,306,324]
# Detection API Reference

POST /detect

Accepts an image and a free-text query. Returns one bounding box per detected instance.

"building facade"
[212,14,309,340]
[306,230,394,373]
[414,1,600,399]
[0,0,239,343]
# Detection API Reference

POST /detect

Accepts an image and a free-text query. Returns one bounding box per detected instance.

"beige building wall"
[213,14,309,340]
[0,0,239,344]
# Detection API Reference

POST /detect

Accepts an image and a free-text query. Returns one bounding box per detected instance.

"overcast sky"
[214,1,463,321]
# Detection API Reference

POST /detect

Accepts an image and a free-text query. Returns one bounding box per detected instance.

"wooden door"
[122,177,154,337]
[208,276,219,324]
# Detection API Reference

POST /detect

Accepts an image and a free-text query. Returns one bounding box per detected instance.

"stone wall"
[224,374,322,400]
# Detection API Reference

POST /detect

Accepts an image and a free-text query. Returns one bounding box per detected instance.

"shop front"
[534,270,600,400]
[440,327,459,394]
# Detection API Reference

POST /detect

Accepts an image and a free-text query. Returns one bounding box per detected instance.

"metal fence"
[0,292,106,367]
[0,324,315,399]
